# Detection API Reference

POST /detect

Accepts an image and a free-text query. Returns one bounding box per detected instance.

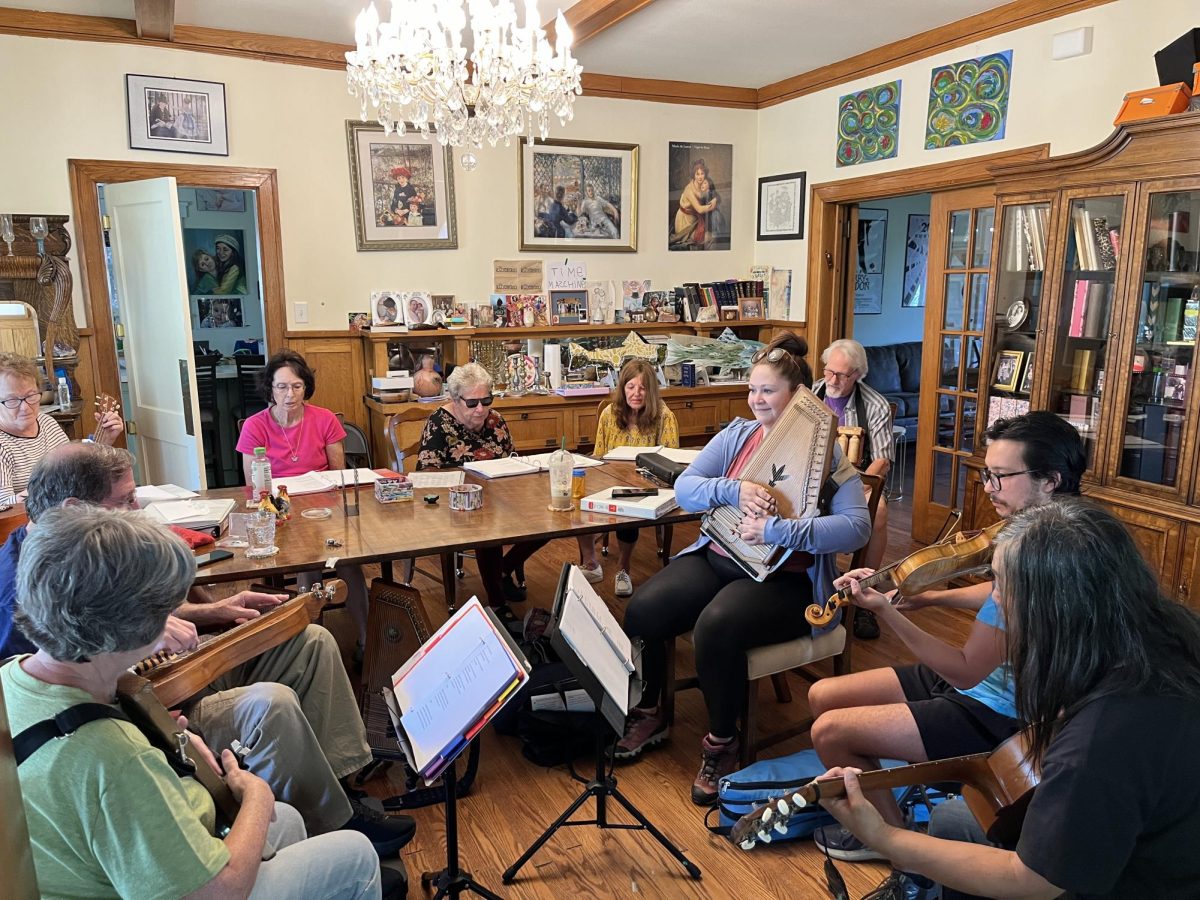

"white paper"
[142,498,235,527]
[280,469,383,495]
[408,471,465,488]
[530,689,595,713]
[656,447,702,464]
[520,451,603,470]
[603,445,662,461]
[462,457,541,478]
[136,484,199,504]
[557,566,635,715]
[546,260,587,290]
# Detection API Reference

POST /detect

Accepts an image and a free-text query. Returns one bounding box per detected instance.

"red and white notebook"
[579,487,678,520]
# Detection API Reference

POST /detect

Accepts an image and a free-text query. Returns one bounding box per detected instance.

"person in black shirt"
[819,499,1200,899]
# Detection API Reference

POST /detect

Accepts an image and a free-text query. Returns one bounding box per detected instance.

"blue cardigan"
[674,418,872,632]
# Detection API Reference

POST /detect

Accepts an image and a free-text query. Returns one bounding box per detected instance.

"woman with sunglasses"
[417,363,547,616]
[0,352,123,504]
[617,333,872,806]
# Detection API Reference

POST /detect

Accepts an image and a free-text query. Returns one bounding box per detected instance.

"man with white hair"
[813,338,893,639]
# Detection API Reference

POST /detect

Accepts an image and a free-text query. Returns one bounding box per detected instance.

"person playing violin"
[808,411,1085,863]
[821,500,1200,899]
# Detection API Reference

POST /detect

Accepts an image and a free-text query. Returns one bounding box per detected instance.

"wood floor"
[328,448,974,898]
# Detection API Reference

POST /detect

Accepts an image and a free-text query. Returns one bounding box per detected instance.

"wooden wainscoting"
[284,332,368,434]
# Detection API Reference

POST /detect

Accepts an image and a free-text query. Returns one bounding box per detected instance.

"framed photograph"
[402,291,434,328]
[1018,356,1034,394]
[550,289,588,325]
[756,171,805,241]
[346,120,458,251]
[195,189,246,213]
[371,290,401,327]
[738,298,764,320]
[902,214,930,307]
[519,138,638,252]
[126,74,228,156]
[196,297,243,329]
[182,228,248,296]
[669,141,732,251]
[993,349,1025,392]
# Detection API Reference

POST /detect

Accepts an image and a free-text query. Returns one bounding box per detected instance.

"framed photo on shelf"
[1018,357,1034,394]
[126,74,228,156]
[993,349,1025,392]
[346,120,458,251]
[738,297,764,319]
[756,171,805,241]
[520,138,638,252]
[402,291,434,328]
[550,289,589,324]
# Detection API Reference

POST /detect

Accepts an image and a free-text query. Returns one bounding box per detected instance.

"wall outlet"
[294,301,309,324]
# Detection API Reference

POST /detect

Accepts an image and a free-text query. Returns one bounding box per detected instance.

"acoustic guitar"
[806,521,1004,627]
[730,730,1038,851]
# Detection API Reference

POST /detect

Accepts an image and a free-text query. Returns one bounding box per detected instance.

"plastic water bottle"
[55,376,71,409]
[250,447,273,498]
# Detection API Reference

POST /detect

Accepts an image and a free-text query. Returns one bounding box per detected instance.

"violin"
[133,579,346,708]
[806,521,1004,627]
[731,728,1038,850]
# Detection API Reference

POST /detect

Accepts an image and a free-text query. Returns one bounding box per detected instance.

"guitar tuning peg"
[760,807,774,824]
[739,838,756,850]
[759,831,773,843]
[775,799,790,815]
[773,820,788,835]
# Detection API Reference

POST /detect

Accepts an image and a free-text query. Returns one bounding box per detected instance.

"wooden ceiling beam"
[133,0,174,41]
[544,0,661,49]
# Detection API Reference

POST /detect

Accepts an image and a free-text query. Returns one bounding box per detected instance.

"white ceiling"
[22,0,1015,88]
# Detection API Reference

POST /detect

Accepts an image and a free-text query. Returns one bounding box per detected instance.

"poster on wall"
[668,141,732,251]
[925,50,1013,149]
[854,209,887,315]
[902,214,930,307]
[183,229,248,295]
[196,297,244,328]
[836,81,900,168]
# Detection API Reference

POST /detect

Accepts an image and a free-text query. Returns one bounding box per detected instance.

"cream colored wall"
[755,0,1195,321]
[0,35,757,331]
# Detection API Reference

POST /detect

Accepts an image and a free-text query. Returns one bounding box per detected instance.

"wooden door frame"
[805,144,1051,357]
[67,159,287,408]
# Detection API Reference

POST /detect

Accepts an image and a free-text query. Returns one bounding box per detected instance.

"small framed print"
[756,171,805,241]
[720,306,739,321]
[993,349,1025,392]
[1018,357,1034,394]
[126,74,229,156]
[550,289,588,325]
[738,297,764,320]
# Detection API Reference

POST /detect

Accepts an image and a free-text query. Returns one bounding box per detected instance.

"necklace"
[273,407,305,463]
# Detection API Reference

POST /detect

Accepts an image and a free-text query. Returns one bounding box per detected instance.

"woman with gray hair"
[416,363,547,617]
[1,506,385,899]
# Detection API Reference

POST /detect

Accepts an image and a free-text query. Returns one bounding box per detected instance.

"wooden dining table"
[198,462,699,605]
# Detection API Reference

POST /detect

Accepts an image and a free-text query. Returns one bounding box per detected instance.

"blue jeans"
[250,802,381,899]
[927,797,992,900]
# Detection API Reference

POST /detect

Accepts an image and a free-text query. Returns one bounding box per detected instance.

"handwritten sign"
[547,260,587,291]
[493,259,544,293]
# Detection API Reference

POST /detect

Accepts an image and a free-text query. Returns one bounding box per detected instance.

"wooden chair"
[194,354,222,486]
[661,472,885,768]
[234,354,267,421]
[1,673,40,898]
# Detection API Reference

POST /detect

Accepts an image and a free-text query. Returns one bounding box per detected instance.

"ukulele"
[730,729,1038,851]
[89,393,122,443]
[806,521,1004,627]
[132,579,346,709]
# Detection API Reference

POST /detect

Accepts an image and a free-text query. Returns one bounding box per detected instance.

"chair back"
[334,414,373,469]
[193,354,220,415]
[387,407,433,472]
[0,674,40,898]
[234,354,267,419]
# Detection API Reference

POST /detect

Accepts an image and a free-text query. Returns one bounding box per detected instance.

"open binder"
[382,597,530,783]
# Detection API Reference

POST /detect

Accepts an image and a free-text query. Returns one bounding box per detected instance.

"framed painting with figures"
[346,120,457,251]
[126,74,228,155]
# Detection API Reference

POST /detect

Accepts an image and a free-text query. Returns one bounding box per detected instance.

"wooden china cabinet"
[965,111,1200,608]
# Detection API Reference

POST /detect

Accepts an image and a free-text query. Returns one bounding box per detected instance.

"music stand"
[502,564,701,885]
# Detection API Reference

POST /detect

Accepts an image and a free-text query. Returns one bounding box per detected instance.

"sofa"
[862,340,922,441]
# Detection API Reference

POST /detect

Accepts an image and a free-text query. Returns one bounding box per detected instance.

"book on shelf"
[1082,282,1110,338]
[579,487,679,520]
[1091,216,1116,270]
[1071,348,1097,393]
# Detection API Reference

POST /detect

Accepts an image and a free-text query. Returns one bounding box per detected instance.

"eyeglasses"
[461,395,494,409]
[751,347,800,367]
[823,367,857,381]
[980,468,1034,490]
[272,383,305,393]
[0,393,40,410]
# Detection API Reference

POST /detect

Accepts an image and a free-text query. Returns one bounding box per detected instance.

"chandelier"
[346,0,584,149]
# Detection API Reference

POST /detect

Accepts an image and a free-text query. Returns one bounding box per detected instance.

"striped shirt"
[812,379,894,465]
[0,414,70,503]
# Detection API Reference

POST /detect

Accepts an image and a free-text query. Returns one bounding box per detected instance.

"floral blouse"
[417,407,515,470]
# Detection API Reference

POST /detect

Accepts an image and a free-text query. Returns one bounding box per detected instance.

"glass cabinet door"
[984,201,1050,430]
[1116,187,1200,491]
[1047,194,1126,471]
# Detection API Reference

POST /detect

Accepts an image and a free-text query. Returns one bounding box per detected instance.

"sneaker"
[691,734,739,806]
[345,798,417,857]
[863,870,936,900]
[854,607,881,640]
[501,571,527,602]
[614,570,633,597]
[613,707,668,760]
[579,562,603,583]
[813,823,888,862]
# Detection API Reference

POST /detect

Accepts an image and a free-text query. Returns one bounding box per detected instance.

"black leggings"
[623,547,813,737]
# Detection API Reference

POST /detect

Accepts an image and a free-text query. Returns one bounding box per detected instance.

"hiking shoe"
[614,570,633,597]
[344,799,417,857]
[613,707,668,760]
[854,607,881,640]
[813,823,888,862]
[691,734,739,805]
[579,562,603,583]
[864,870,937,900]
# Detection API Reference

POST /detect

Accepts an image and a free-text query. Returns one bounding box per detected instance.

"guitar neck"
[802,753,991,805]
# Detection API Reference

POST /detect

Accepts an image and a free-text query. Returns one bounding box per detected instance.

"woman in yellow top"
[581,358,679,597]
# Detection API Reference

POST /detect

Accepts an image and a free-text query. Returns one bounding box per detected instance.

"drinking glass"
[0,214,13,256]
[29,216,48,256]
[245,511,278,558]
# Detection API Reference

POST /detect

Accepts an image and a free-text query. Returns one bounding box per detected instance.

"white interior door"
[106,177,205,490]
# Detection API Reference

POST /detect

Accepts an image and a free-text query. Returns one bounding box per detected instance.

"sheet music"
[408,471,466,488]
[603,445,662,461]
[462,456,540,478]
[558,566,635,715]
[136,484,199,504]
[520,451,603,469]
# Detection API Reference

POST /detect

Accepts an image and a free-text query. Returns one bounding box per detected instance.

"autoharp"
[701,386,837,581]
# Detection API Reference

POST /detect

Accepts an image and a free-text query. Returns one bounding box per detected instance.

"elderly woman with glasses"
[0,352,123,504]
[1,507,384,899]
[616,332,872,807]
[417,363,547,617]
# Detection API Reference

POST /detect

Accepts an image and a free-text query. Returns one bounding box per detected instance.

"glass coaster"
[302,507,333,520]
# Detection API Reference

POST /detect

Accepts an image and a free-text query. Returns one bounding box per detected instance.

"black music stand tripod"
[502,565,701,885]
[421,752,502,899]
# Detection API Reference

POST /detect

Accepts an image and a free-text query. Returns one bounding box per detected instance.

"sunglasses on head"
[751,346,799,367]
[461,395,495,409]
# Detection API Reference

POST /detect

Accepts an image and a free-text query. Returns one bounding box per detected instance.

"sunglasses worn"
[461,395,495,409]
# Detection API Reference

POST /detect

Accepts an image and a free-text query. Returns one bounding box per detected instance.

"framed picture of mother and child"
[519,138,639,252]
[345,120,459,251]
